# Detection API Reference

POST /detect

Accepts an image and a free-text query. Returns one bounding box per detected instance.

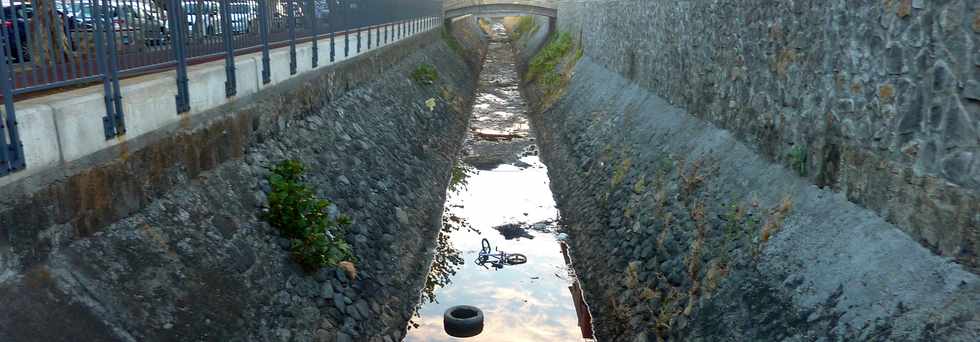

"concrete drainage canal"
[404,22,596,341]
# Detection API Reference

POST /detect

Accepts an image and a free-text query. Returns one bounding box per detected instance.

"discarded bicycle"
[475,238,527,269]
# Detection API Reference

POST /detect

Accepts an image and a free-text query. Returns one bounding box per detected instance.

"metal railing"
[0,0,443,176]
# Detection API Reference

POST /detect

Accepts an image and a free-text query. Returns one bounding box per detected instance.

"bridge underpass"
[1,0,978,341]
[442,0,558,36]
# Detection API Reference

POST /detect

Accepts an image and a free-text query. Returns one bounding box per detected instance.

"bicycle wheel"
[505,253,527,265]
[481,238,491,253]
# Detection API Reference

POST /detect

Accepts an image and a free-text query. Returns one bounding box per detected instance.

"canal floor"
[403,22,594,342]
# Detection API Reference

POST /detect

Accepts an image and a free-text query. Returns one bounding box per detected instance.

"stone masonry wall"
[524,56,979,341]
[0,20,485,341]
[556,0,980,271]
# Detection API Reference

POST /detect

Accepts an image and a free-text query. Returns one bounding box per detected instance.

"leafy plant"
[411,64,439,85]
[527,32,573,82]
[263,160,355,271]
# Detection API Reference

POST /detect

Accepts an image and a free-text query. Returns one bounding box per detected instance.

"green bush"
[527,32,573,82]
[264,160,355,271]
[411,64,439,85]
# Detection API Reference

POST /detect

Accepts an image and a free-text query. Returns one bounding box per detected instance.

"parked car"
[182,1,222,38]
[1,2,77,63]
[114,2,169,45]
[227,2,257,34]
[274,1,304,18]
[58,3,139,46]
[313,0,330,18]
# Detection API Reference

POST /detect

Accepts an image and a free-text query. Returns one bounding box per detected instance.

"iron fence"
[0,0,443,176]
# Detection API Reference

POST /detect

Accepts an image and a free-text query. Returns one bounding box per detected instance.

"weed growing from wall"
[527,31,574,87]
[411,64,439,85]
[787,144,808,176]
[263,160,355,272]
[511,16,538,40]
[448,160,475,193]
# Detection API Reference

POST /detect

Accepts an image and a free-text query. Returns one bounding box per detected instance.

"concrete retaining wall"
[1,19,438,188]
[0,20,439,267]
[555,0,979,272]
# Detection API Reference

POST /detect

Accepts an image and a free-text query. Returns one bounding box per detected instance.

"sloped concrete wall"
[524,55,980,342]
[556,0,979,272]
[509,1,980,340]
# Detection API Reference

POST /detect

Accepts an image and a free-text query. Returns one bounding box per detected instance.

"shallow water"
[404,157,591,342]
[403,21,594,342]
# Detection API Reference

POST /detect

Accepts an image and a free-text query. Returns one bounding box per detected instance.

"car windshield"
[229,4,251,14]
[0,6,21,19]
[64,4,93,19]
[183,3,217,14]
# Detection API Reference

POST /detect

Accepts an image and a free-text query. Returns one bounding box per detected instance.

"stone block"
[886,44,905,74]
[964,80,980,101]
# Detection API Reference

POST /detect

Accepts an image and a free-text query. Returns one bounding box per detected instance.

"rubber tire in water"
[444,305,484,338]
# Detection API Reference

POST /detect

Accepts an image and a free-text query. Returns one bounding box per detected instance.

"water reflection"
[406,20,593,341]
[413,163,477,324]
[417,211,470,307]
[404,158,594,342]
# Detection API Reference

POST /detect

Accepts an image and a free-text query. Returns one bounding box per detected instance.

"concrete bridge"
[443,0,558,19]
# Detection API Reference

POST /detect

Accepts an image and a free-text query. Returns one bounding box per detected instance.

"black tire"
[506,253,527,265]
[444,305,484,338]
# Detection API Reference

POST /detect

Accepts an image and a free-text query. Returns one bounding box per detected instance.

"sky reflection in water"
[404,157,590,342]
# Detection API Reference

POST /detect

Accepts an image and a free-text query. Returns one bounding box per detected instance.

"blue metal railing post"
[104,0,125,136]
[0,27,22,175]
[220,0,237,97]
[343,2,350,58]
[310,0,318,68]
[95,0,124,137]
[367,25,372,49]
[169,0,190,113]
[288,0,297,75]
[259,0,272,84]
